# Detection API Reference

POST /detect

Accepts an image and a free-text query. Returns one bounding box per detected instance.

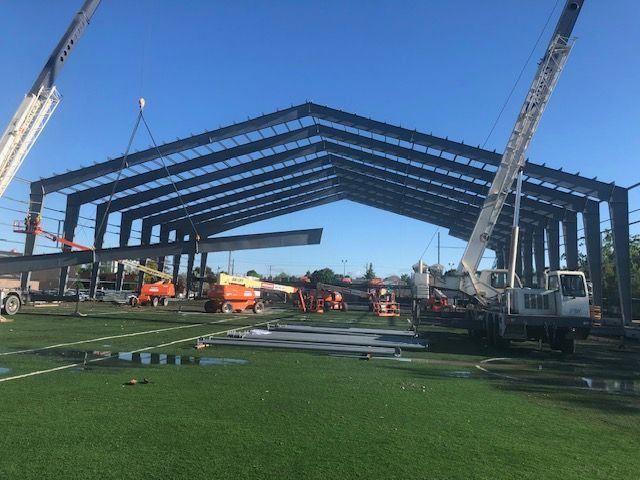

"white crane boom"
[457,0,583,298]
[0,0,101,198]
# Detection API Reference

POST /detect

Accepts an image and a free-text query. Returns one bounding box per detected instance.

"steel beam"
[140,166,335,230]
[122,154,329,223]
[36,104,313,193]
[169,184,341,235]
[335,167,513,241]
[583,200,603,307]
[69,127,320,206]
[311,102,613,201]
[196,194,346,239]
[0,229,323,274]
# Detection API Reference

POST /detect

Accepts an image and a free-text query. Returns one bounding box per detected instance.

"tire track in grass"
[0,319,271,383]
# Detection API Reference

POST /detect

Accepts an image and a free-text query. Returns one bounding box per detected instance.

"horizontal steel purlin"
[0,229,323,274]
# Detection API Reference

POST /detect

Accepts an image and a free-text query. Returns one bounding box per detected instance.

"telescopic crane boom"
[0,0,101,198]
[457,0,583,299]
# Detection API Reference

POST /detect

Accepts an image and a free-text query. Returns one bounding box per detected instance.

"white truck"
[413,1,591,353]
[0,289,23,316]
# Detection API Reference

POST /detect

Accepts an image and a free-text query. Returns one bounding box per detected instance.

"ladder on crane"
[0,0,101,199]
[457,0,583,300]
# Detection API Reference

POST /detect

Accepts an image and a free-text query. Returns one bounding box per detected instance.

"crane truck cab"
[544,270,590,318]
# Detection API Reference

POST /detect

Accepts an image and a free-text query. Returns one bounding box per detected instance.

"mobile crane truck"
[413,0,592,353]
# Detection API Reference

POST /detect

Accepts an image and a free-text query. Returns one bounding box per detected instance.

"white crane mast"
[457,0,583,297]
[0,0,101,198]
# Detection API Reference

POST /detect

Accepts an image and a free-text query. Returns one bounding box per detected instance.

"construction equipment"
[14,217,175,306]
[316,282,400,317]
[414,1,590,353]
[0,0,101,199]
[205,273,305,314]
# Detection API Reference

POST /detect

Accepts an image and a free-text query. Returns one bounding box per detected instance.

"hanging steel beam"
[0,229,323,274]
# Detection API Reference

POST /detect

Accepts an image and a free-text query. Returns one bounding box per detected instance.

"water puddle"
[447,370,473,378]
[34,349,248,367]
[0,367,11,375]
[580,378,639,394]
[480,358,640,395]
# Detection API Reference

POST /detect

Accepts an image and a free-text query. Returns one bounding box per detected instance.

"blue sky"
[0,0,638,279]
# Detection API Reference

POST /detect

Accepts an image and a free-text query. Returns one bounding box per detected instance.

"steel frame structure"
[14,102,632,323]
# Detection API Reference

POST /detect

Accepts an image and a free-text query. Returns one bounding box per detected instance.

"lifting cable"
[94,98,201,255]
[94,104,143,247]
[139,112,201,243]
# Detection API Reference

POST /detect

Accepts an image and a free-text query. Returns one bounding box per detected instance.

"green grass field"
[1,302,639,479]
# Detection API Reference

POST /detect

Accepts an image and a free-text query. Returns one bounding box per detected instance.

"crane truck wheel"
[253,301,265,314]
[221,301,234,314]
[559,336,576,355]
[152,296,159,307]
[2,293,21,315]
[162,297,169,307]
[341,302,348,312]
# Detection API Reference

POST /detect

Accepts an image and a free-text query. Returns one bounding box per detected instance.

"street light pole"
[341,259,347,277]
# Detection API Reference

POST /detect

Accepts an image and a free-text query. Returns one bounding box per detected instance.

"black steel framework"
[15,102,632,323]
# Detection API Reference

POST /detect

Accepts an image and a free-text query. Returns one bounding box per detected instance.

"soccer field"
[1,303,639,479]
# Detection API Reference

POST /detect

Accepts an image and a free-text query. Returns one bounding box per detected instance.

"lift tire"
[129,296,139,307]
[341,302,348,312]
[2,294,21,316]
[253,301,265,314]
[325,301,333,310]
[559,336,576,355]
[152,297,159,307]
[204,300,217,313]
[221,301,234,314]
[161,297,169,307]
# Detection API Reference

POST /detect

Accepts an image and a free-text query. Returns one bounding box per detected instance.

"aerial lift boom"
[457,0,583,300]
[0,0,101,198]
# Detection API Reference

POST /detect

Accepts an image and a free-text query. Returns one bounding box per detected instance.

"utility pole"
[268,265,273,280]
[341,259,347,276]
[227,251,232,273]
[437,232,441,265]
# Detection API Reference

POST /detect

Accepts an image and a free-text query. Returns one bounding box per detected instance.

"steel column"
[89,204,108,298]
[533,226,546,287]
[522,231,534,287]
[57,201,81,296]
[609,187,632,324]
[157,225,170,273]
[546,220,560,270]
[136,224,153,292]
[172,230,184,288]
[583,200,603,308]
[563,212,578,270]
[186,253,195,297]
[20,189,44,291]
[198,252,208,298]
[115,217,133,291]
